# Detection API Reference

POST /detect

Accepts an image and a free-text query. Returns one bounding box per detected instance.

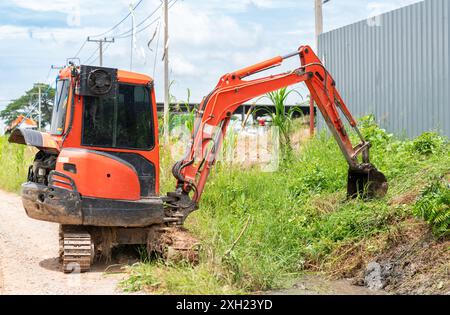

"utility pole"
[87,37,115,67]
[129,3,136,71]
[310,0,326,137]
[34,83,46,131]
[315,0,324,47]
[163,0,170,144]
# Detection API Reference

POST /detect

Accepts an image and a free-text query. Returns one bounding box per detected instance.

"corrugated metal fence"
[318,0,449,138]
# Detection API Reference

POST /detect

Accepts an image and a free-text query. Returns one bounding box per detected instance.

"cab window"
[50,79,70,135]
[82,84,154,150]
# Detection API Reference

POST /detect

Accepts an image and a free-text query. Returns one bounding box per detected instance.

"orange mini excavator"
[9,46,388,272]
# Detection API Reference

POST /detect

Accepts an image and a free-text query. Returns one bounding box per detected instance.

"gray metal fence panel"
[318,0,449,138]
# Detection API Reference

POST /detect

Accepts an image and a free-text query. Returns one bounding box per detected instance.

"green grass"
[122,262,243,294]
[121,120,449,294]
[0,136,34,193]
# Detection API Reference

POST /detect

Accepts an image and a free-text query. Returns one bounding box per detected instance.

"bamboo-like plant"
[259,87,303,159]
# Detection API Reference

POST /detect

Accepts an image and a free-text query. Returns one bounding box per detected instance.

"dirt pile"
[349,220,450,295]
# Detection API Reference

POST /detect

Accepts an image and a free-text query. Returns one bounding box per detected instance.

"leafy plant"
[359,114,393,146]
[259,87,303,159]
[413,177,450,237]
[411,132,447,155]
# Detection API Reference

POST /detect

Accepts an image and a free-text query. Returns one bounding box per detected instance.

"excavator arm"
[166,45,388,221]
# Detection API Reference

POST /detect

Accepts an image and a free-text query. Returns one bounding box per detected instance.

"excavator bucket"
[347,164,388,199]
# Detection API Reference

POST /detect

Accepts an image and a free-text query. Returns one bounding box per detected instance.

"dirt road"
[0,190,126,295]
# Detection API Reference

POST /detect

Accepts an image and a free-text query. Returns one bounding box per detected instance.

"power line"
[74,39,88,58]
[114,0,178,40]
[86,37,115,66]
[72,0,175,61]
[84,45,100,64]
[71,1,144,60]
[90,42,113,65]
[152,22,162,78]
[88,0,145,38]
[116,16,160,39]
[114,2,164,39]
[44,66,53,83]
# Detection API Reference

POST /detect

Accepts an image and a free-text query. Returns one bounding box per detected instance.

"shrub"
[411,132,447,155]
[413,177,450,237]
[358,114,393,146]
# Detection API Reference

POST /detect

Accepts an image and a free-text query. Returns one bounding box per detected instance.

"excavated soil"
[356,221,449,295]
[328,218,450,295]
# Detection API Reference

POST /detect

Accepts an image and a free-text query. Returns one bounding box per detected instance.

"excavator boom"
[167,45,388,218]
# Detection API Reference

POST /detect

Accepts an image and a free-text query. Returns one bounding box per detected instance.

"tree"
[0,83,55,128]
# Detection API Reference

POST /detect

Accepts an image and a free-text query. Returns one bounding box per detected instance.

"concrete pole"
[38,86,42,131]
[99,41,103,67]
[163,0,170,144]
[310,0,324,137]
[315,0,323,47]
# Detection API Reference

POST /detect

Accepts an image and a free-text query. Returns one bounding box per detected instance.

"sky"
[0,0,422,131]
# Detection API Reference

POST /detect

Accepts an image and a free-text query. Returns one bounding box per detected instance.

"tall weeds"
[0,136,34,192]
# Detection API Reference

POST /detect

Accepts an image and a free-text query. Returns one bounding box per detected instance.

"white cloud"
[367,0,422,17]
[170,54,198,76]
[0,25,107,42]
[188,0,298,13]
[11,0,76,13]
[169,2,262,48]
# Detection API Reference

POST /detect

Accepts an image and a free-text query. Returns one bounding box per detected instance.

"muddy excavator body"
[10,45,387,273]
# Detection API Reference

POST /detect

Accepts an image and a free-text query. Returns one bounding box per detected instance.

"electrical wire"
[114,0,177,39]
[114,2,164,39]
[88,0,145,38]
[44,66,53,83]
[89,42,113,65]
[74,39,88,58]
[152,22,162,78]
[83,45,100,64]
[115,16,160,39]
[71,0,178,65]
